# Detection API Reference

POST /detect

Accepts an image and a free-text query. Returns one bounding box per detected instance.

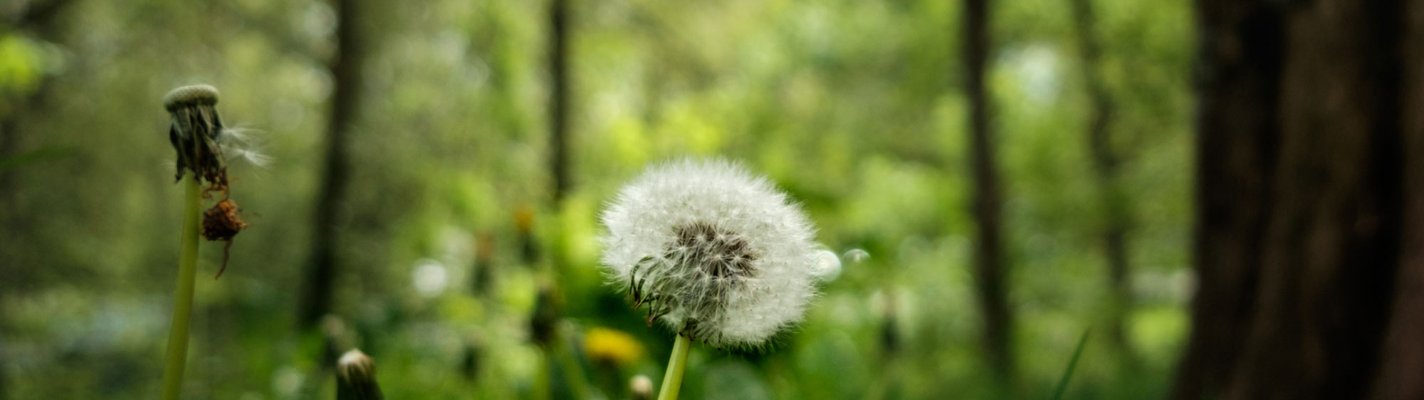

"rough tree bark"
[299,0,364,329]
[963,0,1014,383]
[548,0,571,203]
[1067,0,1135,360]
[1173,0,1424,398]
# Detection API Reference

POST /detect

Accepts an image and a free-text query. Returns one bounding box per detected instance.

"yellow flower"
[583,327,644,366]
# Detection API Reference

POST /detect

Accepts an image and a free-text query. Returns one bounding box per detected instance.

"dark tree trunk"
[1378,3,1424,398]
[299,0,365,329]
[963,0,1014,383]
[1067,0,1135,360]
[548,0,571,203]
[1174,0,1424,398]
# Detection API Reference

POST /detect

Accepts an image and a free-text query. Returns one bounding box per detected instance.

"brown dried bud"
[203,198,247,278]
[202,198,247,241]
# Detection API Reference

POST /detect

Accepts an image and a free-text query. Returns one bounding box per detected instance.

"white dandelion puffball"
[601,158,828,349]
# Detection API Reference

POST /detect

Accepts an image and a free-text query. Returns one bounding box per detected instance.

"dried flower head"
[600,159,833,349]
[164,84,227,187]
[202,198,247,241]
[202,198,248,279]
[164,84,253,279]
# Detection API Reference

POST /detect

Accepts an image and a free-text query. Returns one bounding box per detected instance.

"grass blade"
[1050,329,1091,400]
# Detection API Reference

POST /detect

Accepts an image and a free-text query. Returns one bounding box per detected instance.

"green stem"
[657,334,692,400]
[1050,329,1091,400]
[535,353,551,400]
[554,331,591,400]
[161,176,201,400]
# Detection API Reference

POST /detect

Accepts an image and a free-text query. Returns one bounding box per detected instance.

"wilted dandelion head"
[164,84,226,185]
[600,158,833,349]
[163,85,272,184]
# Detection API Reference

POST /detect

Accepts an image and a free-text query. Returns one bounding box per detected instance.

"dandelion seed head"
[600,158,826,349]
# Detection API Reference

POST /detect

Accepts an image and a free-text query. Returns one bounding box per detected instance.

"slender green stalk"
[657,334,692,400]
[1050,329,1091,400]
[161,176,202,400]
[553,331,590,399]
[535,354,551,400]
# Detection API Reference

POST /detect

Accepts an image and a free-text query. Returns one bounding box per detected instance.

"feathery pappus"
[600,158,839,349]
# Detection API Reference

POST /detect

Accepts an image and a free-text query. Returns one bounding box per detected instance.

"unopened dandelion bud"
[460,338,483,380]
[600,159,831,349]
[336,349,383,400]
[516,204,539,264]
[629,374,654,400]
[529,281,561,346]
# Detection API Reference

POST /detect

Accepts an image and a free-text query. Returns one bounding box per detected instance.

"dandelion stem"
[554,330,591,399]
[161,175,201,400]
[657,334,691,400]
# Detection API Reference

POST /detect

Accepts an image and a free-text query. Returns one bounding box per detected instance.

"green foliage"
[0,0,1192,398]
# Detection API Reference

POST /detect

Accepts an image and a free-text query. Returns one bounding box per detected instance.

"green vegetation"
[0,0,1191,398]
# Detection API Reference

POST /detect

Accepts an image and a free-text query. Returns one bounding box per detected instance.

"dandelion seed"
[843,248,870,264]
[219,127,274,168]
[600,158,829,349]
[810,249,841,282]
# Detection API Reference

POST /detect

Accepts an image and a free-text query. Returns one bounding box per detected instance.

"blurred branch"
[548,0,571,203]
[1068,0,1137,364]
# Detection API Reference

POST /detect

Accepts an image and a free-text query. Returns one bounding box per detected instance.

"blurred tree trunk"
[1174,0,1424,398]
[548,0,571,203]
[1067,0,1136,362]
[963,0,1014,384]
[299,0,365,329]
